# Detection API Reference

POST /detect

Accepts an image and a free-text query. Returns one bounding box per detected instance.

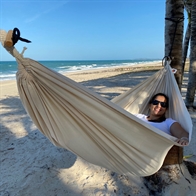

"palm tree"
[164,0,185,168]
[165,0,184,90]
[182,0,192,78]
[185,0,196,109]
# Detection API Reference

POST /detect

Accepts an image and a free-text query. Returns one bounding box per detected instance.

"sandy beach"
[0,62,196,196]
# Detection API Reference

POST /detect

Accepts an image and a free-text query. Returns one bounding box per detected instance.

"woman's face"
[149,95,167,117]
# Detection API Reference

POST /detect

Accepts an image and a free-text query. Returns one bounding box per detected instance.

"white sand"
[0,63,195,196]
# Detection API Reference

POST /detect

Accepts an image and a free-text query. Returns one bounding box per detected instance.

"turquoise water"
[0,59,160,81]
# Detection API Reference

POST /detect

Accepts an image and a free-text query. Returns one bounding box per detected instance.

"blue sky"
[0,0,186,61]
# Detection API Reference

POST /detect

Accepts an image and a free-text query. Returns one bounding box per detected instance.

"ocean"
[0,59,161,81]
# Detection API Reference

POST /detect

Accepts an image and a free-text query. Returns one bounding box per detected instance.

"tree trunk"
[164,0,184,166]
[165,0,184,90]
[186,0,196,108]
[182,22,191,79]
[182,0,192,79]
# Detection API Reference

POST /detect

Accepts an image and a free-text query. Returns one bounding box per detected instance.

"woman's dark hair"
[148,93,169,123]
[149,93,169,108]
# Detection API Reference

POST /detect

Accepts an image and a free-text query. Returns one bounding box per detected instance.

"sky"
[0,0,186,61]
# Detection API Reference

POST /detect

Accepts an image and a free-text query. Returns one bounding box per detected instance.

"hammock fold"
[0,29,192,176]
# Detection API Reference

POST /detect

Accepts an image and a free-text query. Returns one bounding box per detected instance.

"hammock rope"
[165,17,184,57]
[12,28,31,45]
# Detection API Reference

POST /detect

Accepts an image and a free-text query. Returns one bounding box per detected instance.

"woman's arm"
[170,122,189,145]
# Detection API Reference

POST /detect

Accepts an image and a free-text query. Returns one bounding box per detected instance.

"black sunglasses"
[151,100,168,108]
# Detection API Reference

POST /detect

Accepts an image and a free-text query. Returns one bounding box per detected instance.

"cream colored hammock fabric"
[0,30,192,177]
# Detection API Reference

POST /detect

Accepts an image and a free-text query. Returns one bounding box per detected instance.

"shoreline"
[0,61,163,82]
[0,62,164,101]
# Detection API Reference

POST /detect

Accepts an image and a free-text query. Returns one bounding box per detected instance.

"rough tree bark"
[185,0,196,108]
[165,0,184,90]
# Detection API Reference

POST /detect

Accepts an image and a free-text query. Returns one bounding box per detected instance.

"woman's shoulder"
[165,117,177,125]
[166,117,176,122]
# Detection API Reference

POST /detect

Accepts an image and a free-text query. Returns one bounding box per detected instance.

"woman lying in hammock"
[135,93,189,146]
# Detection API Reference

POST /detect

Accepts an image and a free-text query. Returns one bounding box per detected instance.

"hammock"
[0,29,192,176]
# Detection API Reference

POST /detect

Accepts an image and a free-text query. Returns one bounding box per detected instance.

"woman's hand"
[171,122,189,145]
[176,137,189,145]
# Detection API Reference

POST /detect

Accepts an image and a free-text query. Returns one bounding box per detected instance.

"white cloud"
[25,14,41,23]
[24,1,68,23]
